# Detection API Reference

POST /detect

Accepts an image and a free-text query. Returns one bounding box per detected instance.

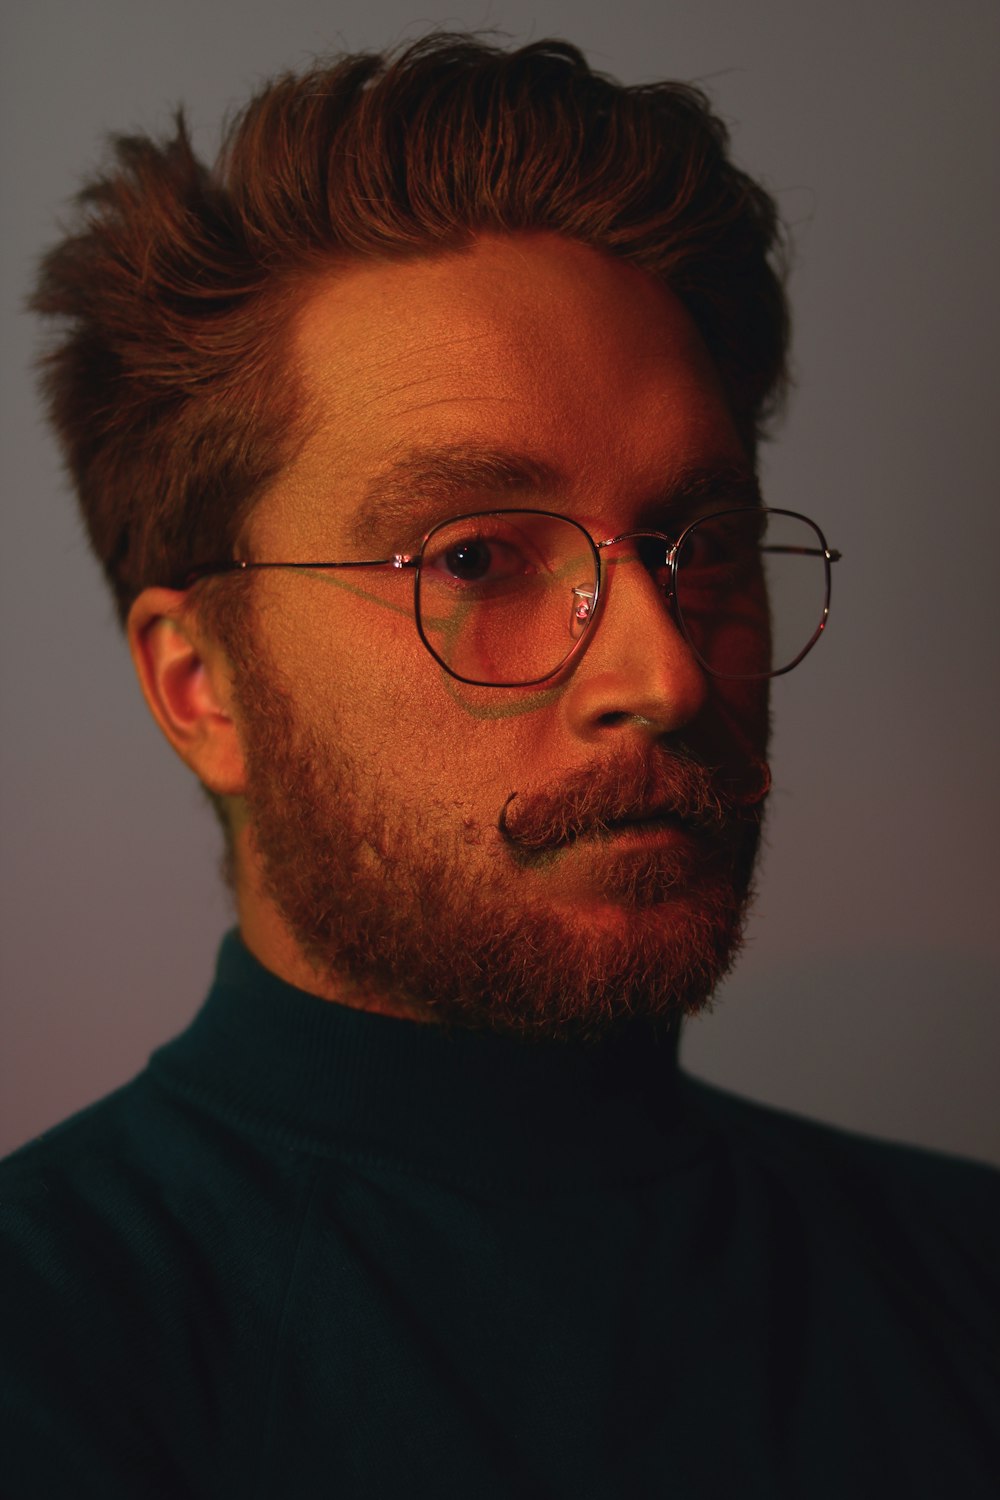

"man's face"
[227,233,770,1039]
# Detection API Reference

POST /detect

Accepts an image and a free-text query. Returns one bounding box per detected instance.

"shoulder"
[682,1070,998,1181]
[1,1072,233,1265]
[679,1070,1000,1214]
[0,1082,178,1492]
[0,1068,315,1301]
[0,1075,228,1365]
[680,1071,1000,1314]
[0,1075,314,1496]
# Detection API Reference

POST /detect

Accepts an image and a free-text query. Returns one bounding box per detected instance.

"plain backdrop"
[1,0,998,1164]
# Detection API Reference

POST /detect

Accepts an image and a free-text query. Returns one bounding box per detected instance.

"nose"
[562,543,708,740]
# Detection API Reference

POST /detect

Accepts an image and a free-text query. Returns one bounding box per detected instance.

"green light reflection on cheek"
[308,567,413,621]
[301,568,562,722]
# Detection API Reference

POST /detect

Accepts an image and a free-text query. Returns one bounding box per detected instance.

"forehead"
[254,233,746,551]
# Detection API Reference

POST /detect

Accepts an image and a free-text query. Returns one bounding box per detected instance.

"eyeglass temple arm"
[763,545,842,561]
[181,555,420,587]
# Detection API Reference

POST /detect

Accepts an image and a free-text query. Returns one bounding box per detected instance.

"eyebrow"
[347,446,563,549]
[635,464,764,526]
[345,445,762,551]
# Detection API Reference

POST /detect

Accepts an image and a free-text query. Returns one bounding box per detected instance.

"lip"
[595,812,695,848]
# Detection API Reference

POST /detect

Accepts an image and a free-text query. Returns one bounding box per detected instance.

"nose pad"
[570,585,595,640]
[636,537,677,606]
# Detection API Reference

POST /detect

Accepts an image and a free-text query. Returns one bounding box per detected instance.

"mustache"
[497,745,771,856]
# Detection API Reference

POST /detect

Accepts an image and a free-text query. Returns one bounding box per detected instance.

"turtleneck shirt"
[2,932,998,1498]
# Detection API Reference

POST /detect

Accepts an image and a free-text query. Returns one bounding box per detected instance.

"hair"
[32,32,790,631]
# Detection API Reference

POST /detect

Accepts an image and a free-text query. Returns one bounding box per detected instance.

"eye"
[678,521,727,570]
[423,519,540,592]
[676,512,764,590]
[440,537,525,583]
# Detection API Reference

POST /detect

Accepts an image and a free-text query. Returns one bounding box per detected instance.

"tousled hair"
[32,32,790,627]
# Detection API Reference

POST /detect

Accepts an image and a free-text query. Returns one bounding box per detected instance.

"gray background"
[2,0,998,1164]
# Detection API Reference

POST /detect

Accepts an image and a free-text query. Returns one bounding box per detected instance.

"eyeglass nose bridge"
[598,527,680,596]
[596,527,678,558]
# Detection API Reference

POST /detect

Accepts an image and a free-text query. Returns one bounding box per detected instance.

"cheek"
[306,645,509,801]
[250,580,518,821]
[707,679,771,764]
[267,583,562,810]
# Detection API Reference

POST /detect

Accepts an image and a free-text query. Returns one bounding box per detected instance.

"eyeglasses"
[185,506,841,687]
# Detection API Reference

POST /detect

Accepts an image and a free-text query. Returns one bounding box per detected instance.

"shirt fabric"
[2,931,998,1498]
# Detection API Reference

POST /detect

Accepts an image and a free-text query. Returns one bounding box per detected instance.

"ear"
[127,588,247,796]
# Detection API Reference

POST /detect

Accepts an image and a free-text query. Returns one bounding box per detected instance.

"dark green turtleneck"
[2,931,998,1498]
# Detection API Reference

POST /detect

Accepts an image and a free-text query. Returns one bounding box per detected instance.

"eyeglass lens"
[672,509,829,680]
[415,509,829,686]
[416,512,596,685]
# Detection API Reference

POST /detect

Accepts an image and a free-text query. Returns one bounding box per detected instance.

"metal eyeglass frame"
[182,505,841,688]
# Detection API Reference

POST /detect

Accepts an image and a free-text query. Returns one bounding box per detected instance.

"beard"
[227,631,768,1043]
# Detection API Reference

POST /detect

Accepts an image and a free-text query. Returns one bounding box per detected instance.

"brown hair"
[32,32,789,626]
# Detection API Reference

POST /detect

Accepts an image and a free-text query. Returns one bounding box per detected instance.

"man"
[2,34,997,1499]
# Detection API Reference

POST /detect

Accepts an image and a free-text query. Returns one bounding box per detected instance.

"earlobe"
[127,588,247,796]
